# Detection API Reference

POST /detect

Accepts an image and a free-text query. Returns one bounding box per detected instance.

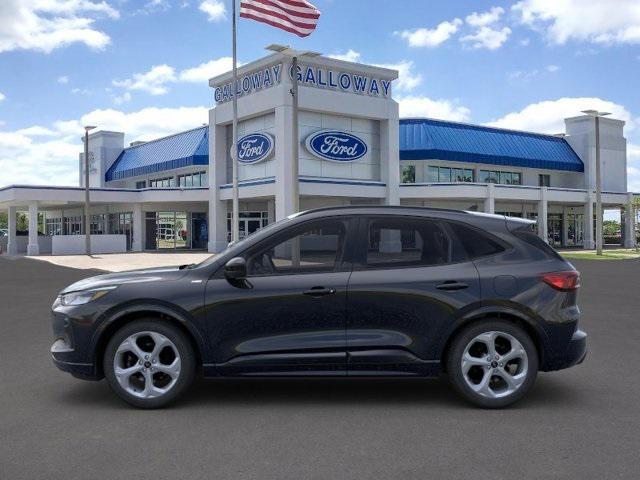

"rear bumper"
[543,329,587,371]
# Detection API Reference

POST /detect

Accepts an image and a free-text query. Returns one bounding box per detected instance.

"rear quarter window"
[512,224,564,260]
[447,222,505,259]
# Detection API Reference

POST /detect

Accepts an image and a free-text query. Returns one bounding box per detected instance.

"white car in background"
[0,229,8,237]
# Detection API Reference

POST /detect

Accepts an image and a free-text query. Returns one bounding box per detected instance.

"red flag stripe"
[240,3,317,30]
[239,0,320,37]
[247,0,319,19]
[248,0,320,17]
[239,11,312,37]
[240,8,316,36]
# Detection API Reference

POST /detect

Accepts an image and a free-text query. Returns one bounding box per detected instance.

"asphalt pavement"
[0,255,639,480]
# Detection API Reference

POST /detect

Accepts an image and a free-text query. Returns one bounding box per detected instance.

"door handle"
[436,281,469,291]
[303,286,337,297]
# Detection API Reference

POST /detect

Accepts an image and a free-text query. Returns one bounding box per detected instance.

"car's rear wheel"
[103,319,196,408]
[446,320,538,408]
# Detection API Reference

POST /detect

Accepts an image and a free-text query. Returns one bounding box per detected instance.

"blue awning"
[399,118,584,172]
[105,126,209,182]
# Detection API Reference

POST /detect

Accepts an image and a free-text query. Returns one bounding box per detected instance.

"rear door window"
[364,217,453,269]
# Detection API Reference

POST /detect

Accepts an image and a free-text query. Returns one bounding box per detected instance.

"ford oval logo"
[234,133,274,164]
[305,131,368,162]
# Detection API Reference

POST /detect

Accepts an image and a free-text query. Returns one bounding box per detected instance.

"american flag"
[240,0,321,38]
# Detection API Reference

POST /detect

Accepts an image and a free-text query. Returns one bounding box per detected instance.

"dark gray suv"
[51,207,586,408]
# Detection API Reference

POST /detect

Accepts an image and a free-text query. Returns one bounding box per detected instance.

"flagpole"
[231,0,240,244]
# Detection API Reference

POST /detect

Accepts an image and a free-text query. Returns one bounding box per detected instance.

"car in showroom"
[50,206,586,408]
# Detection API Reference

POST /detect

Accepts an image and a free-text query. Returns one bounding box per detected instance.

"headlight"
[59,286,117,306]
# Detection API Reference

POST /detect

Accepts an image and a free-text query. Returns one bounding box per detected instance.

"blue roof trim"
[399,118,584,172]
[105,126,209,181]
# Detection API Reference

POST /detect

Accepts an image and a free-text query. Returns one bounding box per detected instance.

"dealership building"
[0,52,636,255]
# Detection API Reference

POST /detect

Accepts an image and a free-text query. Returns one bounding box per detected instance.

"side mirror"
[224,257,247,280]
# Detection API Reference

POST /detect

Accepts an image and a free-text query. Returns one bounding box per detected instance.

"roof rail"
[296,205,471,216]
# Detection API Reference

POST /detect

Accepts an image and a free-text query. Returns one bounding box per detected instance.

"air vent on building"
[130,141,147,147]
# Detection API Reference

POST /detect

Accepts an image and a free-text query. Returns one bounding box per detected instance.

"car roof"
[296,205,502,221]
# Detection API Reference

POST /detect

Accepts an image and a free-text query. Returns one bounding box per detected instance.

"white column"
[27,203,40,256]
[624,193,636,249]
[208,116,231,253]
[537,187,549,243]
[132,204,143,252]
[7,206,17,255]
[274,103,295,221]
[381,115,400,206]
[584,195,595,249]
[562,207,570,247]
[484,183,495,213]
[267,198,275,225]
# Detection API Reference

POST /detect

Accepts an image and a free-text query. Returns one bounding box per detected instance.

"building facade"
[0,52,636,255]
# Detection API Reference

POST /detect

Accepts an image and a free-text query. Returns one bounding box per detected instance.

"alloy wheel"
[460,331,529,399]
[113,331,181,399]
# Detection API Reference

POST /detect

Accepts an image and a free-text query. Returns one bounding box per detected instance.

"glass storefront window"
[427,166,439,183]
[480,170,521,185]
[144,211,207,250]
[401,165,416,183]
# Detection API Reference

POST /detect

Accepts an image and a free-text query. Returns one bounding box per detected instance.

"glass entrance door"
[548,214,563,247]
[567,214,584,247]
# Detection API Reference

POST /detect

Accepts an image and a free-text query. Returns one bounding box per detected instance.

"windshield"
[195,215,295,269]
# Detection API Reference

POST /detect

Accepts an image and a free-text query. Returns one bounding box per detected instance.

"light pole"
[582,110,610,256]
[83,125,96,255]
[265,44,320,217]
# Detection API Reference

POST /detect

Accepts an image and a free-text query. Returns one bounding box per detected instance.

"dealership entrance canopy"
[0,52,636,255]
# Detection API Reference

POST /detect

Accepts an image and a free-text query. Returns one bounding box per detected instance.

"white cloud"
[461,26,511,50]
[199,0,226,22]
[113,64,177,95]
[179,56,234,82]
[328,50,362,63]
[508,64,560,81]
[0,106,208,187]
[373,60,422,93]
[520,38,531,46]
[113,91,132,105]
[57,75,70,84]
[396,19,463,48]
[398,96,471,122]
[486,97,635,134]
[513,0,640,45]
[466,7,504,27]
[0,0,119,54]
[0,92,5,102]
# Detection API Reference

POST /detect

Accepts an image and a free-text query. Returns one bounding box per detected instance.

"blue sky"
[1,0,639,192]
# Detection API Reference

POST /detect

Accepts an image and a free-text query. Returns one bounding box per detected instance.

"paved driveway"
[0,256,639,479]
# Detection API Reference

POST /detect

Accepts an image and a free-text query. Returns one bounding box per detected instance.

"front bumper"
[51,338,101,380]
[543,329,587,371]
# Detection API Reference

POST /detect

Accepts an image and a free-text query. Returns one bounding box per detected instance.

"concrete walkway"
[22,252,214,272]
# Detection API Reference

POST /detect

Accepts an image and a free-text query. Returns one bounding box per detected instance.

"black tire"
[446,320,538,409]
[103,319,196,409]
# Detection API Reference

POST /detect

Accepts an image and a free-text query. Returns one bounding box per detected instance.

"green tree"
[0,211,6,230]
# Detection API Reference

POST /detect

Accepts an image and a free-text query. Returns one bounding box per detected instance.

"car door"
[204,216,355,375]
[346,215,481,375]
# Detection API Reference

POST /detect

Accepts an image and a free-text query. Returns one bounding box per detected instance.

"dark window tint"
[247,220,346,276]
[365,218,451,268]
[512,224,563,260]
[448,222,505,259]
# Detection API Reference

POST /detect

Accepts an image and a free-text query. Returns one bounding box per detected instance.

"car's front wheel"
[447,320,538,408]
[103,319,196,408]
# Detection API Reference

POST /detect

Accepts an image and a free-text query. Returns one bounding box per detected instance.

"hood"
[60,266,189,294]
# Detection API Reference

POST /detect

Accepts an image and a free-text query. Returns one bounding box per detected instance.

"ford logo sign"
[234,133,274,164]
[305,131,368,162]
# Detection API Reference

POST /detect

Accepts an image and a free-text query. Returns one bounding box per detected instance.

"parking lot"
[1,255,639,480]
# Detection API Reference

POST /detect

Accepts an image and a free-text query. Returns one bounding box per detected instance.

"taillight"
[541,271,580,291]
